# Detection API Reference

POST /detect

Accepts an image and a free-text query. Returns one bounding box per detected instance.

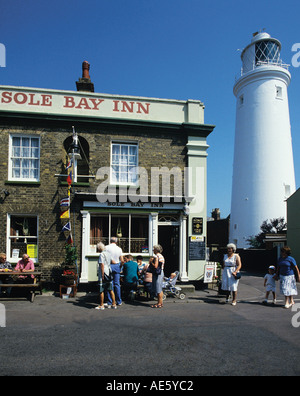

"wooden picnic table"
[0,271,42,302]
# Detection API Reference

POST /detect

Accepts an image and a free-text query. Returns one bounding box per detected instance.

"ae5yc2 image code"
[105,379,196,393]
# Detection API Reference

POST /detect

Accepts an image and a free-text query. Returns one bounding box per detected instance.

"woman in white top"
[221,243,242,306]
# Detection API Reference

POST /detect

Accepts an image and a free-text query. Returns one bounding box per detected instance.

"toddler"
[162,273,177,288]
[263,265,277,305]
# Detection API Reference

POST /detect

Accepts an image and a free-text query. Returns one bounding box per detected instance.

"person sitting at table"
[15,254,35,282]
[140,262,154,300]
[136,255,146,275]
[0,253,13,296]
[122,254,139,300]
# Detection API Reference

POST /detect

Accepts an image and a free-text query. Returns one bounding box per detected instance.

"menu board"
[189,236,206,261]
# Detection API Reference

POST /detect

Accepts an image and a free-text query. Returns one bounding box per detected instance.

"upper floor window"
[9,135,40,181]
[111,142,138,185]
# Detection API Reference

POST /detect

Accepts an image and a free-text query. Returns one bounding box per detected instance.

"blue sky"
[1,0,300,217]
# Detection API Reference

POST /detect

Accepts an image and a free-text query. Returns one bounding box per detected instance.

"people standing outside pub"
[221,243,242,306]
[276,246,300,309]
[263,265,277,305]
[150,244,165,308]
[0,253,13,296]
[105,237,124,307]
[96,242,116,310]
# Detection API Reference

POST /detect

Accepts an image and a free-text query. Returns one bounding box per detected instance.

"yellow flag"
[60,209,70,219]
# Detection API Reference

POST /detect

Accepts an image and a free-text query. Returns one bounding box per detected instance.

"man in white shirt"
[105,237,124,306]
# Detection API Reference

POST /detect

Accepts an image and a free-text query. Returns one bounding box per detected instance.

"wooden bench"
[0,271,42,302]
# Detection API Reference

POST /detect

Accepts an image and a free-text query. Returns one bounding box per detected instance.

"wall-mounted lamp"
[68,126,82,160]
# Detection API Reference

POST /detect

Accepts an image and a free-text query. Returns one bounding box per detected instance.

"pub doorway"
[158,224,180,276]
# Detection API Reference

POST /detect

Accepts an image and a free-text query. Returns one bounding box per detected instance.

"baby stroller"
[162,271,186,300]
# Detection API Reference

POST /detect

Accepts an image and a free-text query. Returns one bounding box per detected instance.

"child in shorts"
[263,265,277,305]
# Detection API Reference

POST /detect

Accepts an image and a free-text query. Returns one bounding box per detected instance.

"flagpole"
[65,150,78,281]
[71,130,79,285]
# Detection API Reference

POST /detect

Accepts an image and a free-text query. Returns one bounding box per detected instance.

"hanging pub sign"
[192,217,203,235]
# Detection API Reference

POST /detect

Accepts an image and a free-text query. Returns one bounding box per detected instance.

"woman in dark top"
[276,246,300,308]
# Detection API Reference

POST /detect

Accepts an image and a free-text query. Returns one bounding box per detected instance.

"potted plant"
[61,244,78,286]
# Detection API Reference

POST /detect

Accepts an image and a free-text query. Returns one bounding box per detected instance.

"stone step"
[175,283,195,293]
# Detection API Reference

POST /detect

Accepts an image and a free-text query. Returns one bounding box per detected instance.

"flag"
[66,233,73,245]
[60,197,70,207]
[67,171,72,186]
[61,222,71,232]
[66,159,72,170]
[60,209,70,219]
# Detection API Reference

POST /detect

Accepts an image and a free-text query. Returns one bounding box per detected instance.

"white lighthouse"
[230,31,296,248]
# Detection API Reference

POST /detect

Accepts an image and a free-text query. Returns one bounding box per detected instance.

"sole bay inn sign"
[0,86,205,124]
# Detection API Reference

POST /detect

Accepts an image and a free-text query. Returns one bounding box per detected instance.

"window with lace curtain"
[111,142,138,185]
[9,135,40,181]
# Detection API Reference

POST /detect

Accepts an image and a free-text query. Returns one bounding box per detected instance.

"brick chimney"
[76,61,94,92]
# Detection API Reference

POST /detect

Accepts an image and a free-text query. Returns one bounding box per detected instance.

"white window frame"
[110,142,139,186]
[8,134,40,182]
[6,214,39,263]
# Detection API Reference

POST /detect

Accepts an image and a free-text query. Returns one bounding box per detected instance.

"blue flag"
[61,222,71,232]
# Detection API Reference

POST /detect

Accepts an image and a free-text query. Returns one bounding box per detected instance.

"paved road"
[1,273,299,376]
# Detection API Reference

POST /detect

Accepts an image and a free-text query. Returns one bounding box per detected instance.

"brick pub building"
[0,62,214,284]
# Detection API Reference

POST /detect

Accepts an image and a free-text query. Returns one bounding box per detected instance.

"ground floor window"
[90,214,148,254]
[7,215,38,261]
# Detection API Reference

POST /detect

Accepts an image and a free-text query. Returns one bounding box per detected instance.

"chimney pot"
[82,61,90,79]
[76,60,94,92]
[212,208,221,221]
